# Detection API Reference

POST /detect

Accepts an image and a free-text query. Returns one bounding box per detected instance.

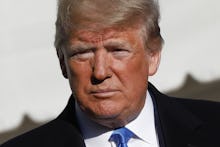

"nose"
[91,49,111,83]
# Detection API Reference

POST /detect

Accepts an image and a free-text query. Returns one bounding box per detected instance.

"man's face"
[60,25,161,128]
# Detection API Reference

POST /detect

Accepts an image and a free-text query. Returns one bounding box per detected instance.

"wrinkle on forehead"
[72,28,122,44]
[68,24,146,52]
[71,24,143,43]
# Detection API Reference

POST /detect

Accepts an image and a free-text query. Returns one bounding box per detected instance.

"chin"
[93,115,129,129]
[90,108,121,120]
[88,109,133,129]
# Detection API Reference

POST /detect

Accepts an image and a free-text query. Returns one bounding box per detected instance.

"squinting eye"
[72,50,94,61]
[112,49,130,58]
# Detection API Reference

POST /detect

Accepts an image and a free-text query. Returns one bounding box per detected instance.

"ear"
[148,49,161,76]
[57,48,68,79]
[146,36,162,76]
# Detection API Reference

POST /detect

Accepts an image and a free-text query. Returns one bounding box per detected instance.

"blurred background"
[0,0,220,144]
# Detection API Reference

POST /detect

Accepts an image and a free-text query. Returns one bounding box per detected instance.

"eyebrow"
[69,43,95,53]
[68,38,133,53]
[104,39,132,49]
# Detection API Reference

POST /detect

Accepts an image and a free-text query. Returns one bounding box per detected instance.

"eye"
[111,48,130,58]
[71,50,94,61]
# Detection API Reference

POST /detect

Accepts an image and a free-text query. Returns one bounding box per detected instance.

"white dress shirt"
[75,91,159,147]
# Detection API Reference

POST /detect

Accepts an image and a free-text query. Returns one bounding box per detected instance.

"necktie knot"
[109,127,135,147]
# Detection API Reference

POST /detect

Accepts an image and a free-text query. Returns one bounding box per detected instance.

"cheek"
[66,61,92,90]
[114,55,149,81]
[113,55,149,97]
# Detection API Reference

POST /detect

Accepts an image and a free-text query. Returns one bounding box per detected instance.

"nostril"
[91,76,105,85]
[91,73,112,85]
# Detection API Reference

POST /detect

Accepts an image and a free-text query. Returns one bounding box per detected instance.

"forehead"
[70,25,143,44]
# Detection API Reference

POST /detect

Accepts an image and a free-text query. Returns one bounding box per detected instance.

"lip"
[90,89,119,98]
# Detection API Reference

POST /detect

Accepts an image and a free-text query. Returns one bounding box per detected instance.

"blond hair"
[55,0,163,53]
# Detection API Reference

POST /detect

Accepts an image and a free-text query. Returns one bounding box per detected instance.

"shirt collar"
[126,91,158,144]
[75,100,112,147]
[75,101,112,139]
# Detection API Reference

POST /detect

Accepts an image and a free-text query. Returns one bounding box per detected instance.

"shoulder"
[173,97,220,122]
[148,82,220,122]
[149,83,220,146]
[1,119,84,147]
[1,97,85,147]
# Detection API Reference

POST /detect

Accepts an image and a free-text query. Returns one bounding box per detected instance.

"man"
[1,0,220,147]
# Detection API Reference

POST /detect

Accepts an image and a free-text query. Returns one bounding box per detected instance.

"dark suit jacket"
[1,83,220,147]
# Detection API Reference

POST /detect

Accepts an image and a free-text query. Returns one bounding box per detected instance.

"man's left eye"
[112,49,130,57]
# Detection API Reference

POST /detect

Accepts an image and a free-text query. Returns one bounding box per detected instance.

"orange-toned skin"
[60,26,161,128]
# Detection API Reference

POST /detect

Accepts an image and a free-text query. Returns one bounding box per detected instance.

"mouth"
[90,89,119,98]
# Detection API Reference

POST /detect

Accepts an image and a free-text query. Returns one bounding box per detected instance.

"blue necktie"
[109,127,135,147]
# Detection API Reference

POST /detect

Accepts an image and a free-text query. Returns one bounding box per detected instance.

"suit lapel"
[57,97,86,147]
[148,83,203,147]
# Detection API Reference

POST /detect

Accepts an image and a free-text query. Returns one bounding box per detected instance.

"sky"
[0,0,220,132]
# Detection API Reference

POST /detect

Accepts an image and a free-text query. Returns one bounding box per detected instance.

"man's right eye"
[71,50,94,61]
